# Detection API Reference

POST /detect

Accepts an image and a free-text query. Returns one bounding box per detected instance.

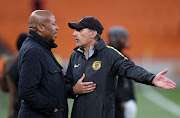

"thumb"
[79,73,85,82]
[160,68,168,75]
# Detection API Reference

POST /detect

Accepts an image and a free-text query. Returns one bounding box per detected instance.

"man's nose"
[56,25,59,30]
[73,31,77,37]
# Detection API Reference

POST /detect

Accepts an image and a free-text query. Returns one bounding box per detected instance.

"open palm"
[152,68,176,89]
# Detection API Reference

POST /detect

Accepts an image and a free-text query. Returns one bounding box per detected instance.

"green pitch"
[0,87,180,118]
[135,86,180,118]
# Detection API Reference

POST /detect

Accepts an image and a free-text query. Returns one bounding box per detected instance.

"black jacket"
[65,38,155,118]
[18,30,67,118]
[113,52,136,118]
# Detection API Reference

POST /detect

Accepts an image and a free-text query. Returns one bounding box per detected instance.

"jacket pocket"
[48,95,58,115]
[47,67,62,96]
[49,67,61,74]
[48,67,62,83]
[51,110,63,118]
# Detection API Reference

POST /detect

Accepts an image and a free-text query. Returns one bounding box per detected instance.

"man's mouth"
[55,31,58,34]
[55,31,58,38]
[75,38,79,42]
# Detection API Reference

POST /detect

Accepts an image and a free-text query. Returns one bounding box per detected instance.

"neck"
[84,47,90,55]
[83,39,97,55]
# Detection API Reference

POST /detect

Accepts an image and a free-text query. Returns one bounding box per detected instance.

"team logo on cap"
[92,61,101,70]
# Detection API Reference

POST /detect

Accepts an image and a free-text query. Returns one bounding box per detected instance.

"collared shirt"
[76,42,99,60]
[76,46,95,60]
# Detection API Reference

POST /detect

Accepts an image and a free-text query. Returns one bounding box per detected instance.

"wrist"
[73,85,77,94]
[151,74,156,85]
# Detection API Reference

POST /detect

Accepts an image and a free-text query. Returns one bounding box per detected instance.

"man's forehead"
[45,15,55,22]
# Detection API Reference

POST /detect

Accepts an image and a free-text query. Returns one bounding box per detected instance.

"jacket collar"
[28,30,57,51]
[94,38,107,51]
[74,38,107,54]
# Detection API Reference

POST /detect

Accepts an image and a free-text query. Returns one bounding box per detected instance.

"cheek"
[47,26,54,32]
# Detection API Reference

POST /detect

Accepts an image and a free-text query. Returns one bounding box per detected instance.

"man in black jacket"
[109,26,137,118]
[18,10,66,118]
[65,16,176,118]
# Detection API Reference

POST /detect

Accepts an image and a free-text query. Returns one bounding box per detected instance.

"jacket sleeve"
[64,53,76,99]
[113,57,155,85]
[18,49,56,117]
[106,46,156,85]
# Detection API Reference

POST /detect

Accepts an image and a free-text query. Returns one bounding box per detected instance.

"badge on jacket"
[92,61,101,70]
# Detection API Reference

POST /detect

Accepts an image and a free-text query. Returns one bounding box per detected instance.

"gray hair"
[89,29,101,40]
[109,26,129,43]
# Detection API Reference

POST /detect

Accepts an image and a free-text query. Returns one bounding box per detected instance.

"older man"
[18,10,66,118]
[65,16,176,118]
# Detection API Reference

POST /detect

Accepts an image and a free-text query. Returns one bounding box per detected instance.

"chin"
[49,39,55,43]
[76,43,79,47]
[76,44,83,47]
[52,38,56,42]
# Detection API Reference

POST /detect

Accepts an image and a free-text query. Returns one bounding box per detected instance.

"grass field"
[0,86,180,118]
[135,85,180,118]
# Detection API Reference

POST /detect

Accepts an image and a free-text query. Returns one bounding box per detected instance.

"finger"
[84,83,96,87]
[169,84,176,89]
[167,85,176,89]
[84,86,96,91]
[160,68,168,75]
[164,83,176,89]
[166,79,176,86]
[82,82,95,86]
[164,77,176,85]
[83,84,96,88]
[84,88,95,93]
[54,108,58,112]
[163,85,171,90]
[79,73,85,82]
[170,85,176,89]
[82,85,96,90]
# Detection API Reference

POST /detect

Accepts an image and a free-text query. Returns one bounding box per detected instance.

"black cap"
[68,16,104,35]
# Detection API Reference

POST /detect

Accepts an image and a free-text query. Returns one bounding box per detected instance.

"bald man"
[18,10,67,118]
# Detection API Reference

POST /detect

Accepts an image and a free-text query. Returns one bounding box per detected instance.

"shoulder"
[21,38,44,55]
[23,38,41,50]
[105,45,128,60]
[19,42,43,61]
[70,51,80,60]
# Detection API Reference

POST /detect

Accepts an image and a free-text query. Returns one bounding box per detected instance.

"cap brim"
[68,22,85,29]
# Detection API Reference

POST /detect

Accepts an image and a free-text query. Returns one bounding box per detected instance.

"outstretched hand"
[73,74,96,94]
[152,68,176,89]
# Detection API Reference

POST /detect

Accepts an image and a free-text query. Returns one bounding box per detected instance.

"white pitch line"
[141,85,180,117]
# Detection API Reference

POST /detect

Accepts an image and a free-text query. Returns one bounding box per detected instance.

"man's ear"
[90,30,97,39]
[37,23,44,33]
